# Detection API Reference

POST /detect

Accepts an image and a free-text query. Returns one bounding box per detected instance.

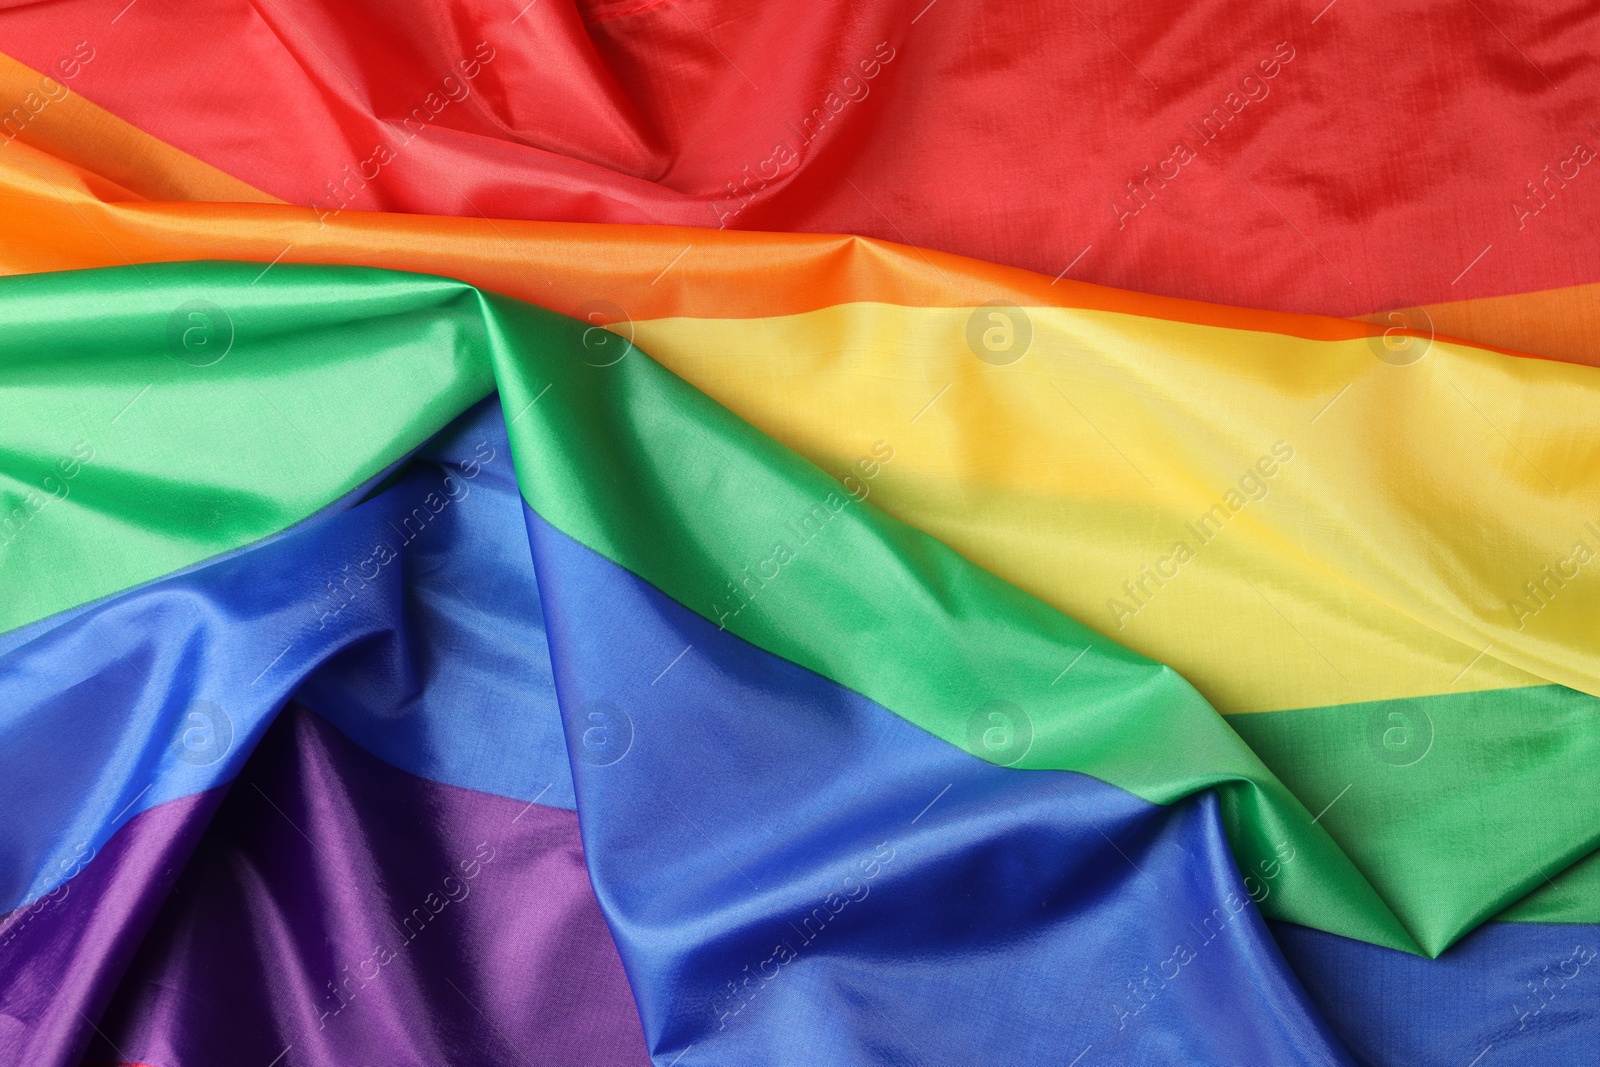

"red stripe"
[2,0,1598,317]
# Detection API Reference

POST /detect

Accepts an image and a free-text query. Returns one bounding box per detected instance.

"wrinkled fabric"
[0,791,217,1067]
[0,275,1594,1061]
[1275,921,1600,1066]
[0,393,563,918]
[528,504,1352,1066]
[87,705,648,1067]
[3,1,1598,317]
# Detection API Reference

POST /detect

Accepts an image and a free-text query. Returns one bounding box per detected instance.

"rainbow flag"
[0,3,1597,1065]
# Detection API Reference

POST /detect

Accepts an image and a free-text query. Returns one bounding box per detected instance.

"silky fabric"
[0,396,566,917]
[0,50,278,205]
[2,381,1345,1065]
[0,398,619,1065]
[0,263,496,634]
[3,1,1599,316]
[625,306,1600,712]
[0,382,1590,1063]
[525,505,1352,1066]
[8,261,1600,950]
[1231,690,1600,927]
[86,705,649,1067]
[1,194,1597,944]
[5,84,1600,372]
[1274,921,1600,1066]
[0,791,217,1067]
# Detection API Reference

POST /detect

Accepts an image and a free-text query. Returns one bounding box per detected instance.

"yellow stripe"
[634,303,1600,714]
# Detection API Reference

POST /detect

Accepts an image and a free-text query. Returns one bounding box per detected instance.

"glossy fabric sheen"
[0,388,1591,1063]
[525,505,1351,1066]
[1,388,1589,1062]
[0,141,1386,339]
[3,113,1600,373]
[5,153,1600,940]
[0,395,569,915]
[86,704,649,1067]
[5,114,1600,376]
[5,261,1598,951]
[0,50,277,205]
[1232,688,1600,928]
[630,306,1600,713]
[0,262,495,634]
[4,2,1600,318]
[1274,921,1600,1066]
[0,790,215,1067]
[482,274,1412,951]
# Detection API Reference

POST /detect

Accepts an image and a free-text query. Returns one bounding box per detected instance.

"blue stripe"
[1275,920,1600,1066]
[0,398,572,914]
[525,503,1353,1067]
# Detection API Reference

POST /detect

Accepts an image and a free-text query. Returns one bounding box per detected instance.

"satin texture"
[0,398,619,1066]
[4,176,1579,939]
[0,263,495,634]
[3,385,1587,1067]
[4,110,1600,377]
[7,61,1600,376]
[3,1,1600,317]
[627,306,1600,712]
[1274,921,1600,1066]
[4,385,1594,1063]
[0,790,217,1067]
[86,705,649,1067]
[0,49,277,205]
[0,397,569,916]
[526,505,1352,1066]
[6,262,1600,950]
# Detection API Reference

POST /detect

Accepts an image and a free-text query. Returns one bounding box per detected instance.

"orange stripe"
[0,58,1594,369]
[1355,285,1600,370]
[0,53,277,206]
[0,128,1383,342]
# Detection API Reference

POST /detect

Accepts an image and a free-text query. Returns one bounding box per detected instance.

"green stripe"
[5,261,1595,955]
[0,262,494,633]
[1506,845,1600,923]
[1230,684,1600,929]
[481,276,1422,951]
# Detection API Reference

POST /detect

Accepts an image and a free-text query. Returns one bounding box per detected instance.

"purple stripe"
[0,791,218,1067]
[77,705,648,1067]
